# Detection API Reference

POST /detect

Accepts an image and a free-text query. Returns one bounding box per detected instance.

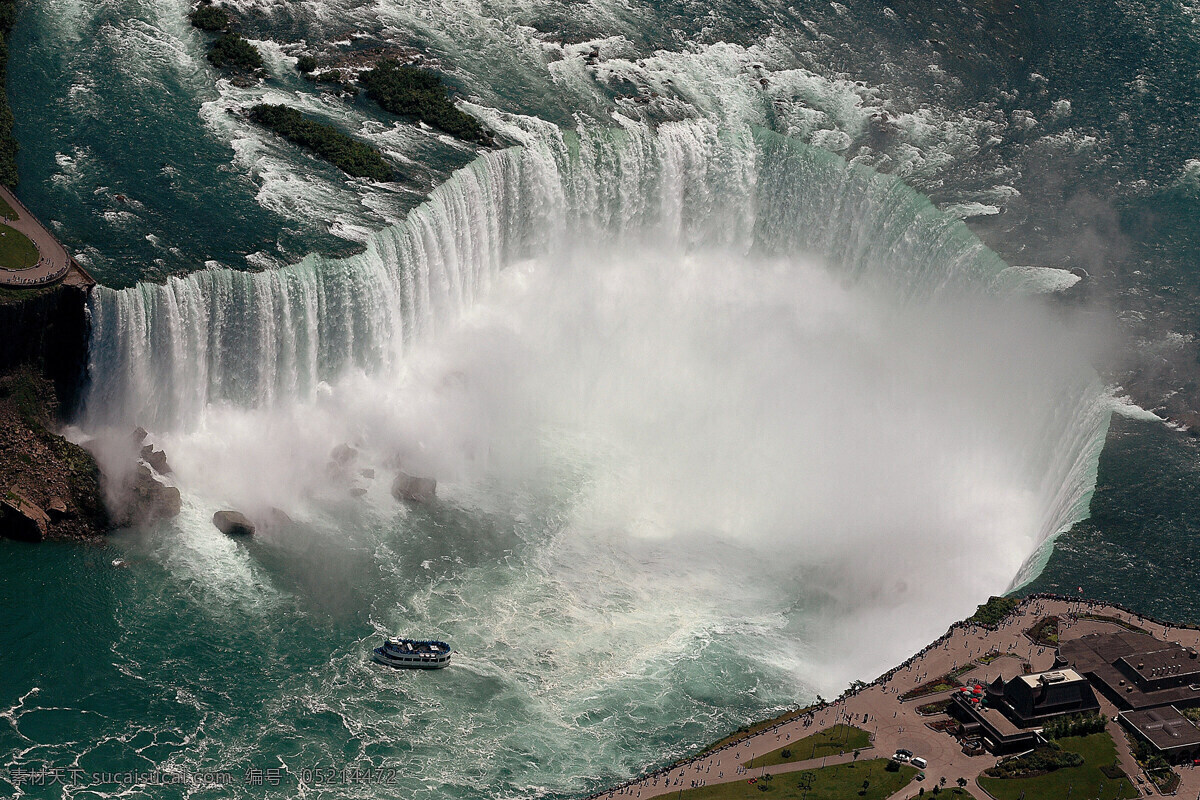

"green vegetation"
[0,192,15,220]
[0,224,37,269]
[899,673,964,702]
[207,32,264,74]
[977,650,1003,665]
[915,699,952,716]
[745,725,871,768]
[674,759,915,800]
[1129,733,1179,792]
[0,283,51,303]
[0,0,19,187]
[249,104,393,181]
[296,55,317,74]
[967,596,1019,627]
[359,60,492,144]
[983,743,1083,778]
[1042,711,1108,740]
[189,4,230,31]
[978,733,1138,800]
[691,704,822,759]
[1025,616,1060,646]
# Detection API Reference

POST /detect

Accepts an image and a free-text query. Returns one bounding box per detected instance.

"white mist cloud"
[147,242,1107,689]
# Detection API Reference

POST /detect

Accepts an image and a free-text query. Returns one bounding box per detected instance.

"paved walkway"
[588,595,1200,800]
[0,184,72,287]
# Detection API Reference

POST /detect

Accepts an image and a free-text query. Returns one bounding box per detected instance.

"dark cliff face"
[0,282,91,417]
[0,368,108,539]
[0,283,105,539]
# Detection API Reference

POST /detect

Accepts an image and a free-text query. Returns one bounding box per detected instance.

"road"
[0,183,72,287]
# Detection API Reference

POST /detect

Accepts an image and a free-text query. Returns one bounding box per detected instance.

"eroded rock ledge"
[0,369,107,540]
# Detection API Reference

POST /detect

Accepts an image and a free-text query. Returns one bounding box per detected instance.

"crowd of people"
[581,591,1176,800]
[0,257,68,285]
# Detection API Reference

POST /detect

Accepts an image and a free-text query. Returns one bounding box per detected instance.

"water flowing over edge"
[82,116,1113,592]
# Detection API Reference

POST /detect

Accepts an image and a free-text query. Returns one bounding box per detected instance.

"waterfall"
[82,117,1112,585]
[87,120,1015,425]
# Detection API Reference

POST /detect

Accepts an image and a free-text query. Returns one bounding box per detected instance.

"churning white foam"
[111,236,1108,686]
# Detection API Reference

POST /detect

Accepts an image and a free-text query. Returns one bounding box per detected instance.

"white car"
[892,752,911,762]
[910,757,928,769]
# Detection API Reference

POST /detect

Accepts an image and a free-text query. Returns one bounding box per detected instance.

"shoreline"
[583,591,1200,800]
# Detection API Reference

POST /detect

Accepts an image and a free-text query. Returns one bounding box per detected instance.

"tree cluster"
[249,104,394,182]
[983,743,1083,779]
[359,60,492,145]
[0,0,18,187]
[189,3,230,32]
[207,33,265,74]
[966,596,1019,627]
[1041,711,1107,740]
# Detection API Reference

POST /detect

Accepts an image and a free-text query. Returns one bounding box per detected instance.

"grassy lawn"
[0,194,15,220]
[0,224,38,269]
[746,725,871,768]
[675,758,916,800]
[977,733,1138,800]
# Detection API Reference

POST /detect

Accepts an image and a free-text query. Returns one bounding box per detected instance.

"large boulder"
[330,443,357,465]
[140,444,172,474]
[392,472,436,503]
[115,465,182,526]
[0,490,50,542]
[213,510,255,536]
[46,497,70,521]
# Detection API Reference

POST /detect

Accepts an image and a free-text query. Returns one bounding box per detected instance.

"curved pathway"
[0,184,71,286]
[589,596,1200,800]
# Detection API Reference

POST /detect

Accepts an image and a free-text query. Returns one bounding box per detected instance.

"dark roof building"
[949,669,1099,754]
[1060,632,1200,711]
[1120,707,1200,763]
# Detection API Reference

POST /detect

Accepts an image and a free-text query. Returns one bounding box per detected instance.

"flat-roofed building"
[1060,631,1200,710]
[1120,706,1200,763]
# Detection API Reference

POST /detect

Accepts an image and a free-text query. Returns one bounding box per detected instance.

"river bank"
[587,593,1200,800]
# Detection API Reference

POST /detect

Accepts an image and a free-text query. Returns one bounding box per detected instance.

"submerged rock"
[391,472,436,503]
[0,490,50,541]
[213,510,255,536]
[331,443,357,465]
